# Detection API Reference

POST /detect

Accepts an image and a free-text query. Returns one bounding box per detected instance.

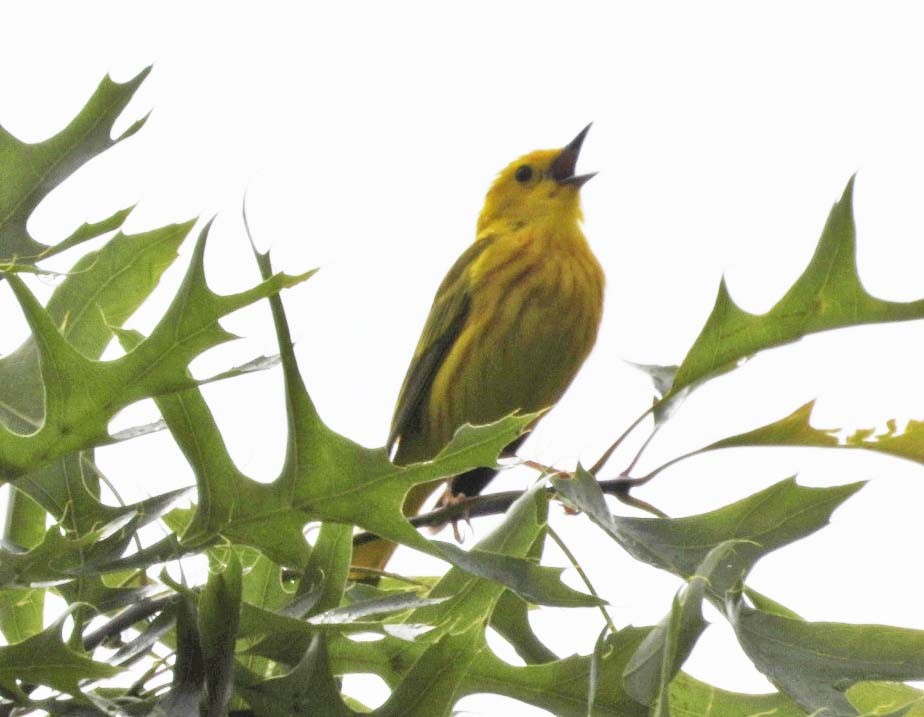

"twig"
[352,476,667,549]
[351,490,528,546]
[522,459,566,476]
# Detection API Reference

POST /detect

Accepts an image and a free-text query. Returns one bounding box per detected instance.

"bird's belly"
[427,269,601,443]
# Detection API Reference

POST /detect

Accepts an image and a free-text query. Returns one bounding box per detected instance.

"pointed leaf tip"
[672,174,924,394]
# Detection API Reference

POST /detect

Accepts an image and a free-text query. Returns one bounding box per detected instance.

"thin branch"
[522,459,566,477]
[351,490,527,546]
[352,476,667,549]
[520,461,668,514]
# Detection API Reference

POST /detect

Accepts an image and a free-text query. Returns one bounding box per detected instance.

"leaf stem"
[546,526,616,635]
[588,404,656,476]
[630,448,702,487]
[622,417,667,476]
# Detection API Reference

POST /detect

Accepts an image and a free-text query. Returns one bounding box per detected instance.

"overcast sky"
[5,2,924,713]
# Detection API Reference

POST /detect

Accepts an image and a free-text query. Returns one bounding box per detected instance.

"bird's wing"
[387,236,497,455]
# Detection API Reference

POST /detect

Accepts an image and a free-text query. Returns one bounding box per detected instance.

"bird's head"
[477,124,595,234]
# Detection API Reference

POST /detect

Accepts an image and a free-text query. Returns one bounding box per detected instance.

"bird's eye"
[515,165,533,183]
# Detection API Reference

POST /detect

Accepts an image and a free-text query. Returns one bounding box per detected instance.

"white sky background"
[4,2,924,713]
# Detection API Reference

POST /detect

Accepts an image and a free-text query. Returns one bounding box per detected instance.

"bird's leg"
[431,487,474,541]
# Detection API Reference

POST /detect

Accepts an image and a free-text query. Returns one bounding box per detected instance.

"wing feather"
[387,236,497,456]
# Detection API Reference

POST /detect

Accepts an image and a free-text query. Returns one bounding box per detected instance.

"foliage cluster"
[3,70,924,716]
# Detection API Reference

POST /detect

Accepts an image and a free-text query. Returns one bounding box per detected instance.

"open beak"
[549,123,596,187]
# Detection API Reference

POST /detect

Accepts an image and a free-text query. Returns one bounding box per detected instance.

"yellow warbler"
[353,125,605,574]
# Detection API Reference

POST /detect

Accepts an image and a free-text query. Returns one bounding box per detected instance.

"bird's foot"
[431,489,473,542]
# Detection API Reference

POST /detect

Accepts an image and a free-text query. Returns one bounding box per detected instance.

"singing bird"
[353,125,605,574]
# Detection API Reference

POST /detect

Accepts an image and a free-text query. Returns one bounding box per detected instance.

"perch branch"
[351,475,667,548]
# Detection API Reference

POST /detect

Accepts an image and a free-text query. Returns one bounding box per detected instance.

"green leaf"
[554,469,862,596]
[409,485,600,639]
[239,634,354,717]
[0,491,45,550]
[704,399,924,467]
[0,221,312,480]
[0,221,190,568]
[847,682,924,717]
[55,575,153,615]
[49,223,191,358]
[704,400,839,453]
[673,177,924,394]
[377,627,482,717]
[0,609,121,700]
[0,587,43,643]
[326,626,808,717]
[0,522,106,588]
[149,596,204,717]
[488,590,557,665]
[623,541,743,710]
[494,629,647,716]
[242,486,576,657]
[198,547,242,717]
[298,522,352,614]
[240,590,444,653]
[482,521,558,664]
[84,533,189,576]
[729,602,924,716]
[15,455,134,540]
[275,410,535,573]
[668,672,806,716]
[0,490,45,642]
[248,489,600,714]
[327,627,652,717]
[222,547,294,697]
[310,591,446,627]
[0,69,148,263]
[237,547,294,618]
[433,540,602,612]
[5,485,189,589]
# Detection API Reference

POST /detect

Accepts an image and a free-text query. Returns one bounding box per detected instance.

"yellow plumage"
[353,126,605,576]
